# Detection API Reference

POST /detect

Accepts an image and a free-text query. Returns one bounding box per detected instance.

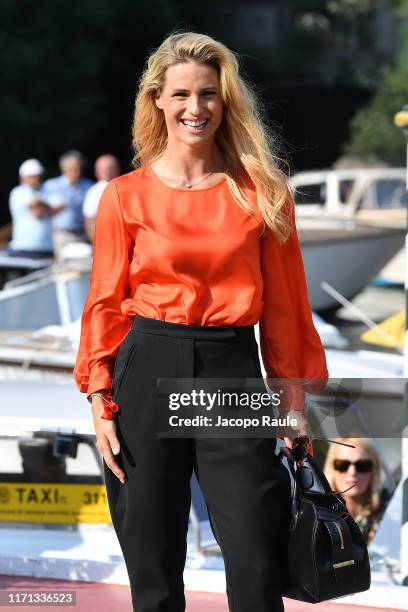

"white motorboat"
[290,167,407,227]
[291,167,407,289]
[298,217,405,311]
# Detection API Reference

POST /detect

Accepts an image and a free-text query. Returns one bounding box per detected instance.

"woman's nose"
[187,95,203,115]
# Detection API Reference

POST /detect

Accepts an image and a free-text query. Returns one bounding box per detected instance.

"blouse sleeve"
[259,192,328,416]
[73,180,134,399]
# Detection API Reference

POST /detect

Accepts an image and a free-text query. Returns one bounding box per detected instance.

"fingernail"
[120,478,125,484]
[112,447,119,455]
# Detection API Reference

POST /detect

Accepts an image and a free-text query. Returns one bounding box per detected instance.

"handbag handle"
[277,450,336,496]
[305,454,336,495]
[277,437,356,496]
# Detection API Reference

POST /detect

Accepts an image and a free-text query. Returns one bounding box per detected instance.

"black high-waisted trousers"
[103,314,292,612]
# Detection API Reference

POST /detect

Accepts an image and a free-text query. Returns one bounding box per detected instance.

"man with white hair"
[7,159,56,259]
[82,154,121,242]
[43,150,94,259]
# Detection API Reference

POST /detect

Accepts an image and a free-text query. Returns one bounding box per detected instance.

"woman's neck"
[345,494,366,517]
[158,142,223,180]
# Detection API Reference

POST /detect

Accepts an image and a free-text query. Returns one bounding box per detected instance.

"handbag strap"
[277,450,334,495]
[303,454,335,495]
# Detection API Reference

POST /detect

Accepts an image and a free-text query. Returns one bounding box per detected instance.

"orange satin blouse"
[73,163,328,415]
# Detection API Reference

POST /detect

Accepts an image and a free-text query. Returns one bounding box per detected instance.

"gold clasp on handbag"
[333,560,356,569]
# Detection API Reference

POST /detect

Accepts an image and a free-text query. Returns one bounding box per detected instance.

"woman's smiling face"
[155,60,224,148]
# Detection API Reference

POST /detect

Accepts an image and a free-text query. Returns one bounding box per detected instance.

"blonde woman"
[323,438,389,545]
[73,31,328,612]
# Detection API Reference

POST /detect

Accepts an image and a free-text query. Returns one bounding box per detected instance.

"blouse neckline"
[146,163,227,193]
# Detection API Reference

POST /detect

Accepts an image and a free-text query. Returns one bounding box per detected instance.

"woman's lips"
[180,119,209,133]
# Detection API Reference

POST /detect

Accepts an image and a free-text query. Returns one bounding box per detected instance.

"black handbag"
[277,447,371,603]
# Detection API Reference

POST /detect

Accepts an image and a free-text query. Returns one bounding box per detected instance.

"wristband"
[88,391,119,420]
[88,391,109,404]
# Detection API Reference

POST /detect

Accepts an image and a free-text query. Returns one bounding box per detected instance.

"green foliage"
[342,0,408,165]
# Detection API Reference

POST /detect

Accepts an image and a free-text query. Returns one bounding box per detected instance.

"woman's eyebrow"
[171,86,219,93]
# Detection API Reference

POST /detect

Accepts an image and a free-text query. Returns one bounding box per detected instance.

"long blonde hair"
[131,30,294,243]
[323,437,383,521]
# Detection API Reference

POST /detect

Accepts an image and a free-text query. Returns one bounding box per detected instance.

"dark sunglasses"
[333,459,373,473]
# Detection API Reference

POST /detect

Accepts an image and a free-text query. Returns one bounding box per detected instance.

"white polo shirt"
[82,180,108,219]
[8,184,54,251]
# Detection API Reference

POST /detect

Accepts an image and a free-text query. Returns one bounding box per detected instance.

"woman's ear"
[154,89,163,110]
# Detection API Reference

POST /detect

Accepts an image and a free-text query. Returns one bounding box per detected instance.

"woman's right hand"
[91,397,126,484]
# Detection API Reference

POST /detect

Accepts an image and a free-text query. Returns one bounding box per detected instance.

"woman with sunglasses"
[73,30,328,612]
[323,437,390,544]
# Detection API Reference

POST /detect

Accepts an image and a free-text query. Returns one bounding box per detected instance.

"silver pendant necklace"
[177,169,215,189]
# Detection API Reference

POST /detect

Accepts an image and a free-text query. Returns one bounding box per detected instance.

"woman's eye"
[172,92,216,97]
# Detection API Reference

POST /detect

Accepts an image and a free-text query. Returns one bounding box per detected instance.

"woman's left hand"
[277,409,314,457]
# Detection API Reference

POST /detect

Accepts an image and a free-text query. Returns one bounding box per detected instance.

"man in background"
[82,154,121,243]
[7,159,55,259]
[43,150,93,260]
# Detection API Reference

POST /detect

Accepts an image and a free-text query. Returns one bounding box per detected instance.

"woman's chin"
[346,488,367,499]
[177,134,215,148]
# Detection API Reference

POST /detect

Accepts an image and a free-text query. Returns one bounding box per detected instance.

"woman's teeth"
[181,119,208,132]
